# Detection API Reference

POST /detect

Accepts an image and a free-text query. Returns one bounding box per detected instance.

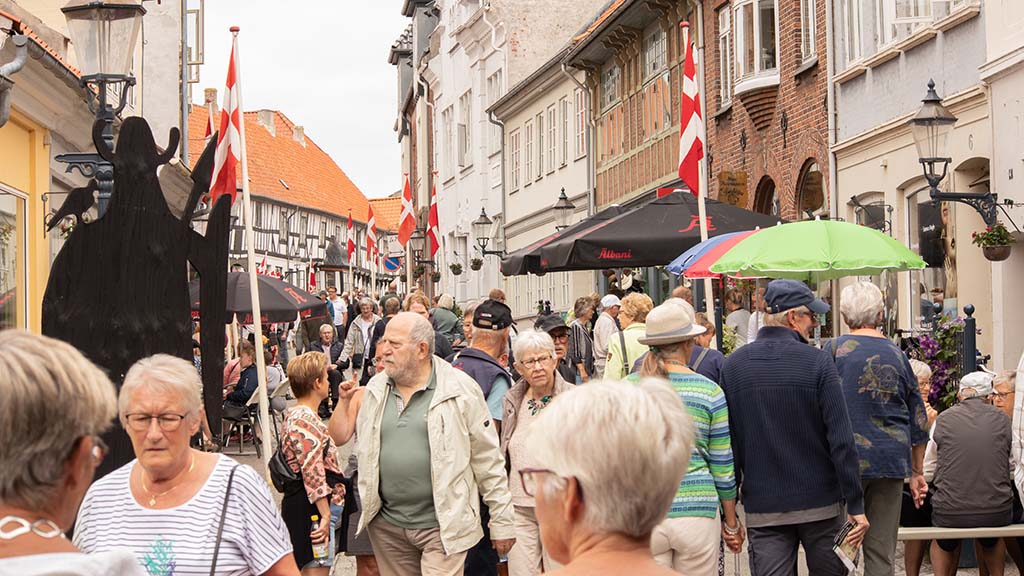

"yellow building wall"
[0,109,51,332]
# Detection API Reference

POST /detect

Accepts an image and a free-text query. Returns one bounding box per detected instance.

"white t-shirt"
[0,551,146,576]
[73,455,292,576]
[329,298,346,326]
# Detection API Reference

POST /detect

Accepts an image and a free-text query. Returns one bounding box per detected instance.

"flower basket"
[470,258,483,271]
[972,223,1015,261]
[449,263,463,276]
[413,264,425,279]
[983,245,1012,262]
[430,271,442,283]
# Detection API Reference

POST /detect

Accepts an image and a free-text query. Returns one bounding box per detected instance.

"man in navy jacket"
[720,279,868,576]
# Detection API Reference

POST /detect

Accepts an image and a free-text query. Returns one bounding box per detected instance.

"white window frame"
[559,97,570,167]
[734,0,779,81]
[843,0,862,64]
[509,129,521,191]
[524,120,534,184]
[442,105,454,179]
[546,105,557,174]
[718,6,733,106]
[536,112,545,180]
[800,0,816,61]
[642,25,667,81]
[574,89,587,160]
[600,64,621,111]
[486,70,503,156]
[458,91,472,169]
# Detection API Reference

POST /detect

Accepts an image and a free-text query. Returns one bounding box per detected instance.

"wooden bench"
[898,525,1024,540]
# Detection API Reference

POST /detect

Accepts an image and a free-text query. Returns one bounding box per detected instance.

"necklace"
[664,359,690,368]
[0,516,65,540]
[526,395,552,416]
[140,453,197,507]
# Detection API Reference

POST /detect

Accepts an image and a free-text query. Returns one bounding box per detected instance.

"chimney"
[203,88,219,117]
[293,125,306,147]
[257,110,276,137]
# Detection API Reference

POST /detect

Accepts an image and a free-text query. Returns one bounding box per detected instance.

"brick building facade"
[702,0,829,220]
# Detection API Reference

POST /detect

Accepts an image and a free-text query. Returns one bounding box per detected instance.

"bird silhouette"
[46,180,97,232]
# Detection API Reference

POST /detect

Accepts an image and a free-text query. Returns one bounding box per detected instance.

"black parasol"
[190,271,329,324]
[500,205,626,276]
[537,191,783,272]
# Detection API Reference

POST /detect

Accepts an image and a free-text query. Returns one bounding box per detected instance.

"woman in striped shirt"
[628,300,742,576]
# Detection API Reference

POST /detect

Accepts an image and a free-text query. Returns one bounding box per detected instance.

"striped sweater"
[629,371,737,518]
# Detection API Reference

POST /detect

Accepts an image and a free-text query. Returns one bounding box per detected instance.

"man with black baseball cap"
[719,279,867,575]
[447,299,515,576]
[534,314,578,384]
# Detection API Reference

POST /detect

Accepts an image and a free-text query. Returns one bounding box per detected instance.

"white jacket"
[356,358,515,554]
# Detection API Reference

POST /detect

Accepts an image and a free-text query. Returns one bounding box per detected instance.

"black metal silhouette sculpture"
[42,117,231,477]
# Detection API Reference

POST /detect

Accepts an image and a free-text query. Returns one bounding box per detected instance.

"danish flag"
[308,258,317,290]
[346,209,355,263]
[397,176,415,246]
[427,183,440,259]
[366,205,377,263]
[209,38,242,205]
[678,22,704,198]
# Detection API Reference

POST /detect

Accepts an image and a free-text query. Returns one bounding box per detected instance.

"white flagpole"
[231,27,272,469]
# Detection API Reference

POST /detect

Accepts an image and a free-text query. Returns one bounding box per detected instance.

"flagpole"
[231,27,272,470]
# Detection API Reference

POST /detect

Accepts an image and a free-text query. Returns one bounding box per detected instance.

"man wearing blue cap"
[719,279,868,576]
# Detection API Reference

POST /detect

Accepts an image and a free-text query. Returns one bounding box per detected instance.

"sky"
[196,1,408,199]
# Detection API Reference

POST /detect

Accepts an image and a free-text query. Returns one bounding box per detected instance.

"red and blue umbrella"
[666,230,761,278]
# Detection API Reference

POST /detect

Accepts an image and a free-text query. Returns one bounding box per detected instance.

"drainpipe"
[482,1,506,294]
[824,0,841,332]
[561,62,597,288]
[180,0,190,165]
[0,35,28,128]
[417,71,435,297]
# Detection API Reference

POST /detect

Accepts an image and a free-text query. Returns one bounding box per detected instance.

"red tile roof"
[187,105,374,225]
[1,9,81,77]
[572,0,627,43]
[369,196,402,232]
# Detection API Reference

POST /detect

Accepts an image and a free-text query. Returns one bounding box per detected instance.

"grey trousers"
[747,513,848,576]
[861,478,904,576]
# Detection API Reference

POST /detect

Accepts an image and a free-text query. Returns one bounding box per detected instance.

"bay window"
[601,64,621,111]
[734,0,778,83]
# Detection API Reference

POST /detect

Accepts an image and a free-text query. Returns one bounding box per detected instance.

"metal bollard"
[714,297,724,351]
[963,304,977,374]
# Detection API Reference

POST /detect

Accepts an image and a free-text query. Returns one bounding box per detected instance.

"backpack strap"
[692,347,710,371]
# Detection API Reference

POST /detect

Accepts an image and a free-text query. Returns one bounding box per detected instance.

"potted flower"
[430,271,442,283]
[413,264,425,279]
[449,262,463,276]
[971,222,1015,261]
[470,257,483,271]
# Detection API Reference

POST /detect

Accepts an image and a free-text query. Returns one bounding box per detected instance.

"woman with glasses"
[521,378,694,576]
[500,330,574,575]
[74,354,300,576]
[0,331,146,575]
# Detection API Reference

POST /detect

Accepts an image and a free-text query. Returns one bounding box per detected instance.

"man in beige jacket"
[330,312,516,576]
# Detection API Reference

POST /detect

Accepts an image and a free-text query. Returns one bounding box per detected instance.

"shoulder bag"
[210,465,239,576]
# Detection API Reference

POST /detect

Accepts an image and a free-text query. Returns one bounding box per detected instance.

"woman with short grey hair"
[343,298,381,382]
[525,378,694,576]
[568,297,595,383]
[432,293,465,346]
[75,354,300,576]
[0,330,145,574]
[826,281,930,576]
[503,330,574,576]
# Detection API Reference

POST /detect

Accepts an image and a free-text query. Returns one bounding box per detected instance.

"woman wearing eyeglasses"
[74,354,301,576]
[499,329,574,576]
[0,331,147,575]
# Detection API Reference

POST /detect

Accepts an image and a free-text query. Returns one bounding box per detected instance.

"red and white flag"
[257,254,267,275]
[204,101,216,140]
[346,209,355,263]
[397,176,415,246]
[366,205,377,263]
[209,39,242,205]
[427,183,440,259]
[678,22,704,198]
[308,258,317,290]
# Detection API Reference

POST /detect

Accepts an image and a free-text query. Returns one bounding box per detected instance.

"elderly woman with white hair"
[0,331,146,575]
[825,281,930,576]
[342,297,381,383]
[74,354,300,576]
[501,329,575,575]
[523,378,694,576]
[432,293,465,346]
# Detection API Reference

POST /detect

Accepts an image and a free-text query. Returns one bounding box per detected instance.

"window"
[278,212,288,244]
[546,105,557,173]
[0,186,26,329]
[876,0,931,47]
[718,7,733,106]
[907,192,956,328]
[800,0,816,61]
[509,129,521,191]
[643,26,667,80]
[458,91,472,169]
[560,97,570,166]
[524,120,534,183]
[442,106,454,178]
[486,70,503,155]
[319,221,327,246]
[600,65,621,110]
[574,89,587,159]
[843,0,862,63]
[536,113,544,179]
[734,0,777,79]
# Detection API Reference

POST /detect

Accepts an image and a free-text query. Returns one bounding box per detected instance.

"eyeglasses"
[520,468,556,497]
[550,332,569,341]
[124,413,189,432]
[992,391,1014,399]
[520,356,553,369]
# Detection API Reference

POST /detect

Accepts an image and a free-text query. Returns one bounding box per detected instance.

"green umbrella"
[709,220,926,281]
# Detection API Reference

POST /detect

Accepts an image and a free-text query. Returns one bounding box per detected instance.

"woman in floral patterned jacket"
[281,352,347,574]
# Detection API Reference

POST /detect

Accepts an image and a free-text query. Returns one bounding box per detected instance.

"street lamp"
[553,187,576,231]
[472,207,505,257]
[909,79,998,226]
[409,228,434,265]
[57,0,146,218]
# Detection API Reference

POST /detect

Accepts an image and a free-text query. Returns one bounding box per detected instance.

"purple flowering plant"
[912,315,971,412]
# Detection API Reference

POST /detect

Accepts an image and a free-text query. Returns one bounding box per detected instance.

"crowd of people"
[2,278,1023,576]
